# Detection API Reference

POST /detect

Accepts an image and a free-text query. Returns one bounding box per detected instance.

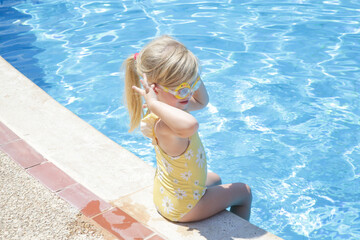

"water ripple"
[2,0,360,239]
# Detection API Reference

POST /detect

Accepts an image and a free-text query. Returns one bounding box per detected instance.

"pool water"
[1,0,360,239]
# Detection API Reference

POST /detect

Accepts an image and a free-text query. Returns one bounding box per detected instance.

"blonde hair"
[123,35,199,132]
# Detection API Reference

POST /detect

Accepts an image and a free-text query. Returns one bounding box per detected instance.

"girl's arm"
[187,80,209,112]
[132,75,198,138]
[148,100,198,138]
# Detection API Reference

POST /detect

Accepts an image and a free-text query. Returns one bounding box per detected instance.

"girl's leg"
[206,172,222,187]
[179,182,252,223]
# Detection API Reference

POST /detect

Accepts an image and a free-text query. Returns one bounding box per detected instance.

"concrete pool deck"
[0,149,106,239]
[0,56,283,240]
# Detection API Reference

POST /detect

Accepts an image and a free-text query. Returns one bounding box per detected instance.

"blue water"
[1,0,360,239]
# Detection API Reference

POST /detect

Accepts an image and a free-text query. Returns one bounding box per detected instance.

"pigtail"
[123,35,198,132]
[123,54,143,132]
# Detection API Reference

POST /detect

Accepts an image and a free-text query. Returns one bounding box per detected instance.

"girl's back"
[123,35,252,223]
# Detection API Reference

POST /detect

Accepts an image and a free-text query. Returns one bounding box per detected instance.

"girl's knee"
[206,172,222,187]
[245,184,251,194]
[235,183,252,201]
[215,174,222,185]
[242,184,252,205]
[245,184,252,200]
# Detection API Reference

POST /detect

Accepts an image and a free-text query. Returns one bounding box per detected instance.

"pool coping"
[0,56,283,240]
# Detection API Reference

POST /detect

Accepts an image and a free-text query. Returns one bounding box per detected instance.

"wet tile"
[0,140,46,168]
[0,122,20,145]
[93,207,154,240]
[147,235,166,240]
[58,183,112,217]
[27,162,76,192]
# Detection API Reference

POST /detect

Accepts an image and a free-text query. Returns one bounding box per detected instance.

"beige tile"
[0,57,282,239]
[0,57,154,201]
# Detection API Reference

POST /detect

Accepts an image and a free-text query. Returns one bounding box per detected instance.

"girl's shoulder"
[154,118,193,157]
[140,112,159,139]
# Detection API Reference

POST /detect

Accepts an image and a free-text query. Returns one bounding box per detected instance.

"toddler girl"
[123,35,252,222]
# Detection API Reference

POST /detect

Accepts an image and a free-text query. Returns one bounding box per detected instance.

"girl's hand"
[187,80,209,111]
[132,74,158,109]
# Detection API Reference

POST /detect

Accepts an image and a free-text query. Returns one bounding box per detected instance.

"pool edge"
[0,56,283,240]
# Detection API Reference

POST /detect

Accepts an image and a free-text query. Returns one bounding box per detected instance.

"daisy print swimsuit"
[141,113,207,222]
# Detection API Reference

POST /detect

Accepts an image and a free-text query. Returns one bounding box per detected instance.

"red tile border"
[58,183,112,218]
[93,207,154,240]
[26,161,77,192]
[0,139,46,168]
[0,121,159,240]
[0,121,20,145]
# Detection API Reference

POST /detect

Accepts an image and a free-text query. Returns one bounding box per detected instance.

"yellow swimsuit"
[141,113,207,222]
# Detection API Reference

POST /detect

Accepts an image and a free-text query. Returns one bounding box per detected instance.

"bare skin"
[133,74,252,223]
[179,181,252,222]
[206,172,222,187]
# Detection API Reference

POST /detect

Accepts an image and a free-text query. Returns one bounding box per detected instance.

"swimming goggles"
[157,76,202,99]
